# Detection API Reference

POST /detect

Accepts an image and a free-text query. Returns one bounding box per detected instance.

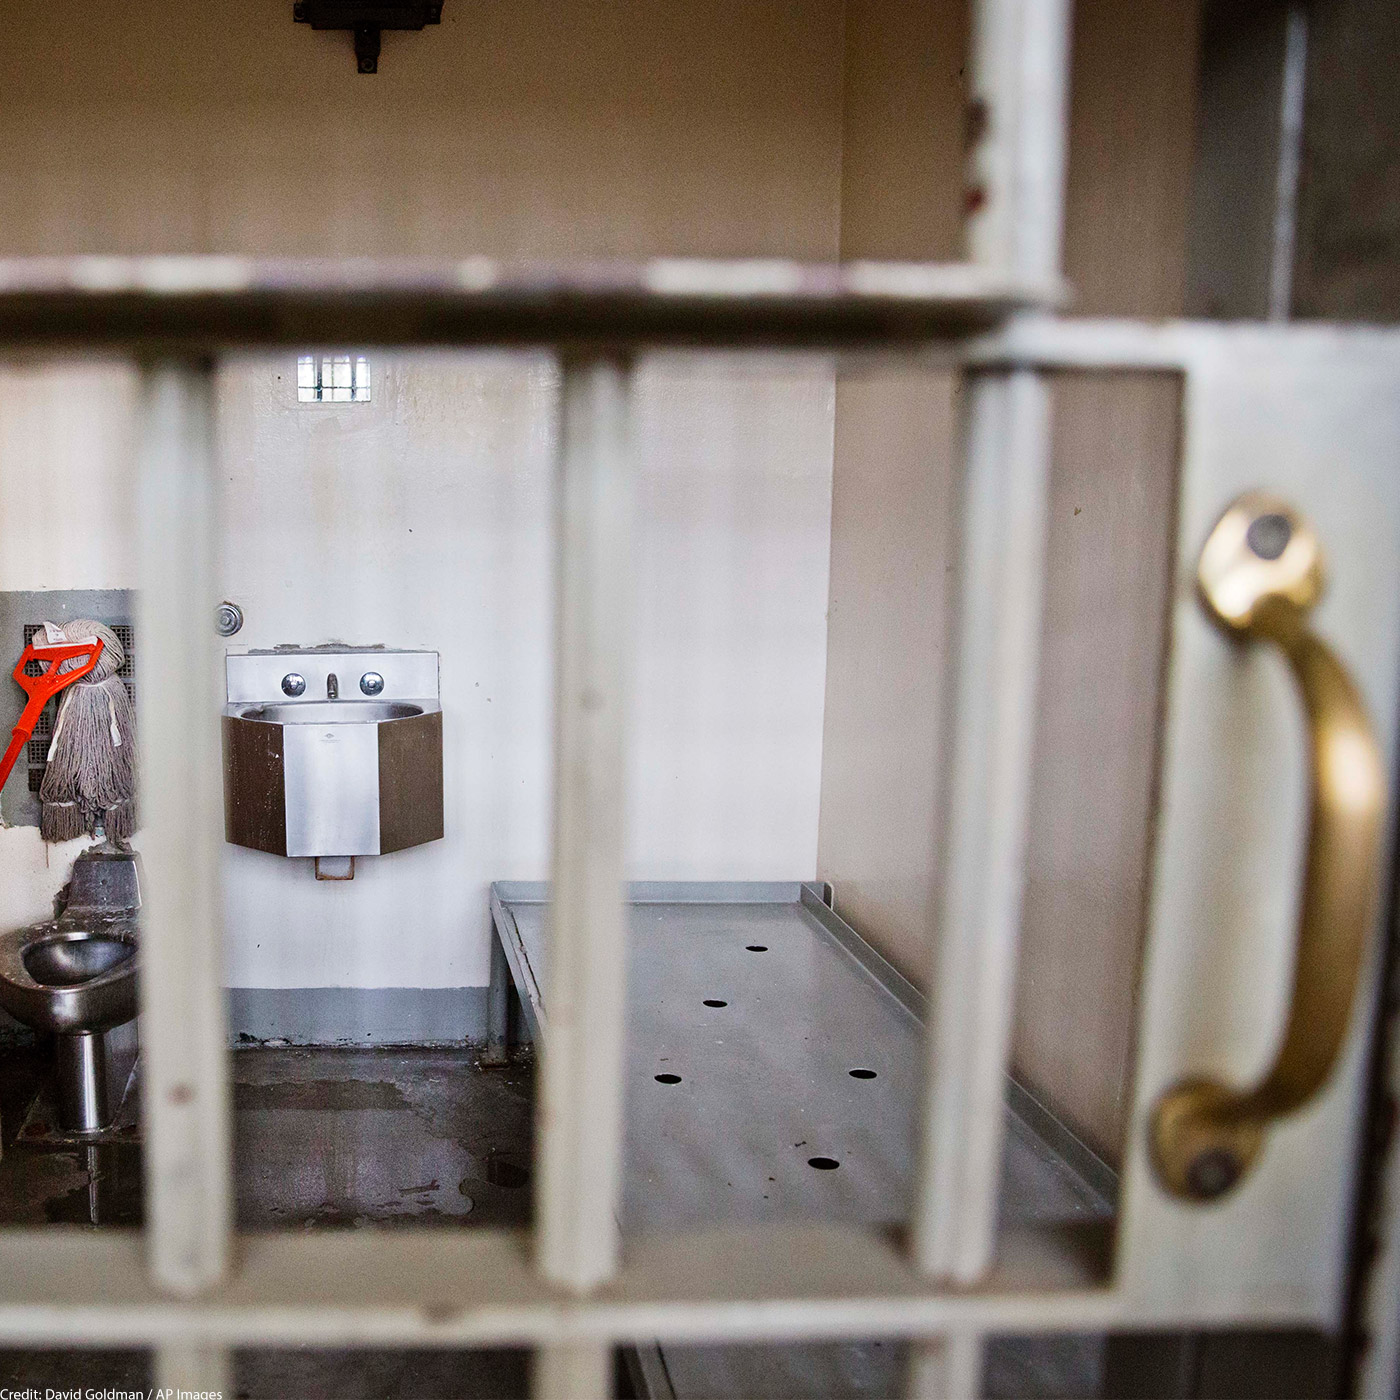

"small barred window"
[297,353,371,403]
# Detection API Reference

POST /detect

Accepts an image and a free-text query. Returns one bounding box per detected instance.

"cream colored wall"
[1016,374,1181,1157]
[817,370,955,961]
[817,0,1198,1159]
[836,0,967,264]
[0,1,844,991]
[1061,0,1199,318]
[815,0,964,975]
[0,0,844,260]
[0,365,140,933]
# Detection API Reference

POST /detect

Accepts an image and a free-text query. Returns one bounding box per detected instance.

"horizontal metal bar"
[966,317,1400,379]
[0,1222,1323,1347]
[964,316,1197,370]
[0,257,1057,352]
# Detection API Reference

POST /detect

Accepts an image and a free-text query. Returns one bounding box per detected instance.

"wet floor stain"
[230,1048,533,1230]
[42,1144,142,1226]
[234,1078,413,1112]
[0,1148,95,1225]
[0,1045,539,1395]
[0,1045,534,1232]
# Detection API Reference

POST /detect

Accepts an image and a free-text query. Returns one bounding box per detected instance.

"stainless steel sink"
[223,650,443,862]
[237,700,424,724]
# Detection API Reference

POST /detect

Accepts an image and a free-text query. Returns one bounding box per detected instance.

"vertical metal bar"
[963,0,1073,281]
[485,923,512,1065]
[535,355,634,1296]
[910,0,1072,1376]
[914,369,1053,1283]
[912,0,1072,1318]
[907,1334,983,1400]
[534,1339,613,1400]
[136,360,233,1299]
[156,1341,231,1398]
[1267,2,1308,322]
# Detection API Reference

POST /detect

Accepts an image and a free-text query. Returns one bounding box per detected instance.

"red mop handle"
[0,636,106,792]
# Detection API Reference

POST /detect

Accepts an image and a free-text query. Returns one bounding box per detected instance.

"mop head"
[37,620,138,844]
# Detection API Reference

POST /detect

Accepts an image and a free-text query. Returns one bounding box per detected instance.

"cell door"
[945,320,1400,1393]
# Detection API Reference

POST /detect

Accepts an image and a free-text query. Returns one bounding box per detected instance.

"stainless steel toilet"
[0,848,141,1132]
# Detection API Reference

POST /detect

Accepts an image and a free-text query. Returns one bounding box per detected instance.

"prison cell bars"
[136,361,234,1398]
[909,0,1071,1393]
[534,356,635,1398]
[0,3,1075,1397]
[3,318,1392,1376]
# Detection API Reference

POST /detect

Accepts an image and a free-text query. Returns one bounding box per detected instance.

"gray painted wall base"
[3,990,488,1047]
[227,987,488,1046]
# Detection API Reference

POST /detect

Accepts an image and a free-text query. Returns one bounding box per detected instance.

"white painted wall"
[0,354,834,990]
[0,363,140,935]
[0,0,844,994]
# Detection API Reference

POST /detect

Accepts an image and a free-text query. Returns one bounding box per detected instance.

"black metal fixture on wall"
[293,0,443,73]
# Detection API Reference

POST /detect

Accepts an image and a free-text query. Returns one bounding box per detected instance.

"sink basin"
[238,701,424,724]
[223,651,443,860]
[24,932,135,988]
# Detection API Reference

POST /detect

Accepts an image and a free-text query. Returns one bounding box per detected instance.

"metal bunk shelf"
[488,882,1114,1399]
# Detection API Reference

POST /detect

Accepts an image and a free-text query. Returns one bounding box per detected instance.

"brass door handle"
[1150,493,1387,1202]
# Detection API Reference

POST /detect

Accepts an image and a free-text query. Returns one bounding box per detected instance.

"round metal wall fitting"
[281,673,307,697]
[215,601,244,637]
[360,671,385,696]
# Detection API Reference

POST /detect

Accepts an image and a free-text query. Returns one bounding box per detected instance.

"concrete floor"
[0,1040,1105,1399]
[0,1041,537,1400]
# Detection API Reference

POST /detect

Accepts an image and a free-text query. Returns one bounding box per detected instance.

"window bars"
[0,2,1076,1397]
[298,352,371,402]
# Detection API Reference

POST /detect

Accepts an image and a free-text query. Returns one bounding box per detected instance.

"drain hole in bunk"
[486,1154,530,1189]
[808,1157,840,1170]
[745,945,768,952]
[848,1069,877,1079]
[655,1073,682,1084]
[703,999,728,1007]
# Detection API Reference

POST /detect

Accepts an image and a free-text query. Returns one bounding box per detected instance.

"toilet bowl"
[0,849,141,1132]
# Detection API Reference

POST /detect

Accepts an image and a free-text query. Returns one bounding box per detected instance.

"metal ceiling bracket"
[292,0,443,74]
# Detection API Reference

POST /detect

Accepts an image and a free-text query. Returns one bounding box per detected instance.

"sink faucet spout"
[327,673,338,699]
